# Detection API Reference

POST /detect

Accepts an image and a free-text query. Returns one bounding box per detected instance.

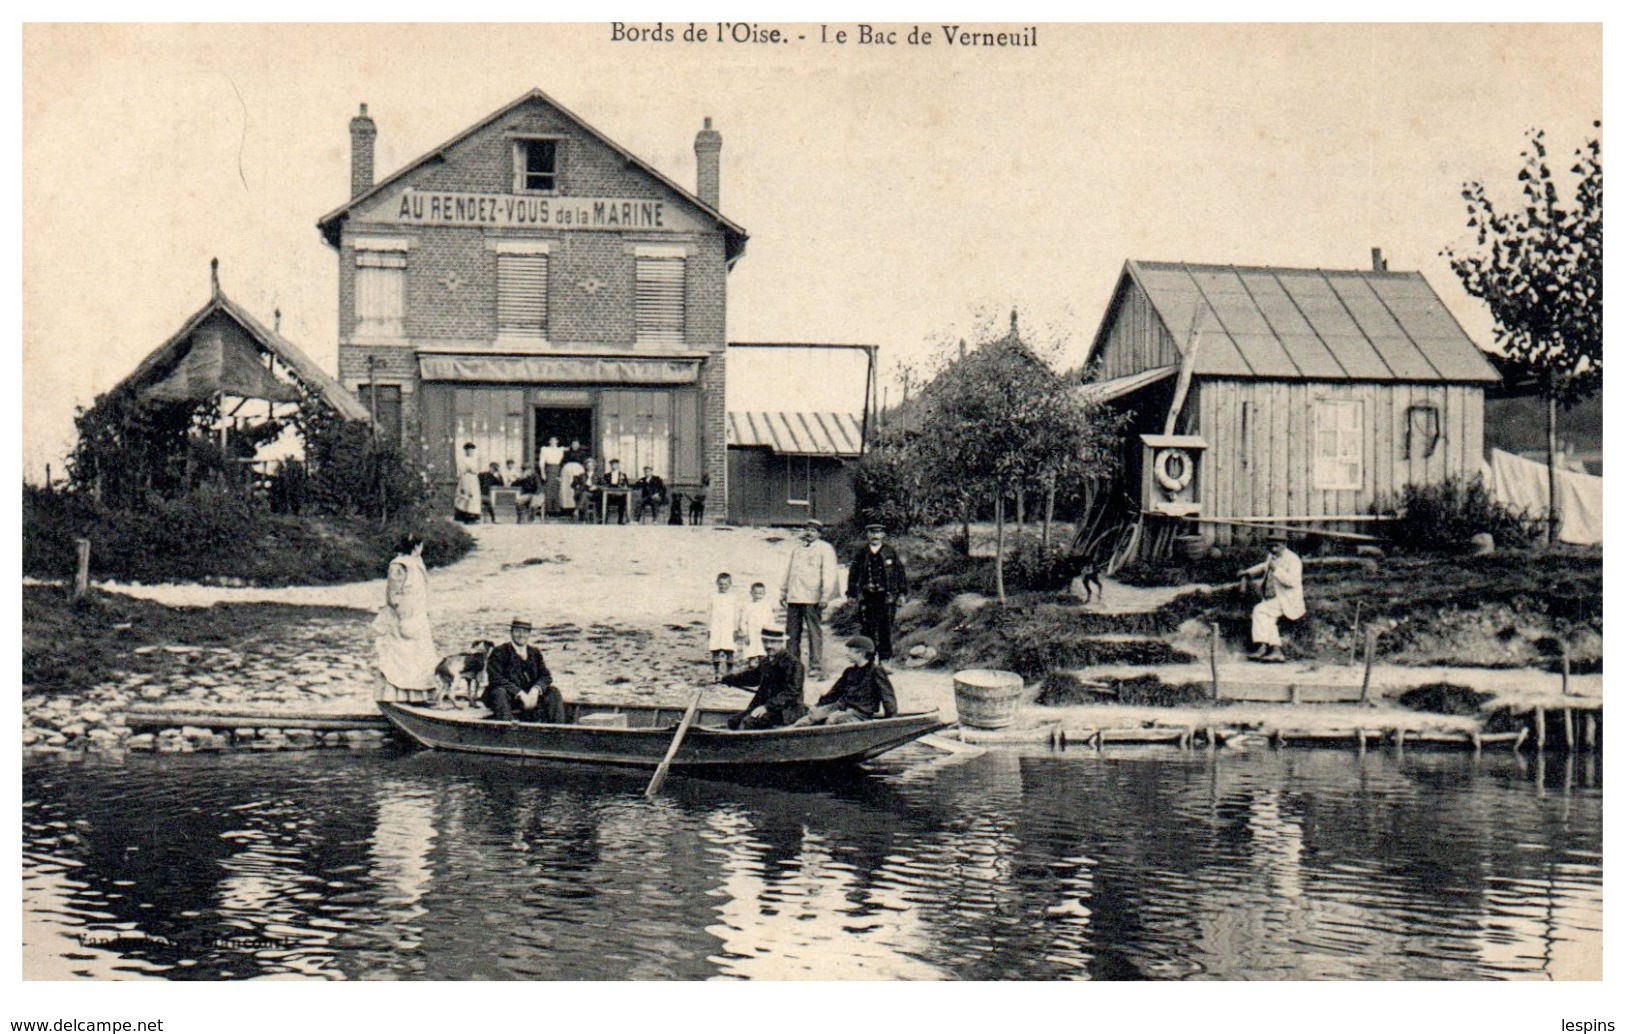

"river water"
[22,744,1601,980]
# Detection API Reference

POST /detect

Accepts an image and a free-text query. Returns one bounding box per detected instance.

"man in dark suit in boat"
[484,617,566,723]
[792,636,898,726]
[717,627,808,730]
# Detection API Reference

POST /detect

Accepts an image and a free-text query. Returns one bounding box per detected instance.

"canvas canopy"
[139,327,303,405]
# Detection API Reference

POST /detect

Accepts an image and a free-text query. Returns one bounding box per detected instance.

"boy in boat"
[717,627,807,730]
[484,617,566,723]
[791,636,898,726]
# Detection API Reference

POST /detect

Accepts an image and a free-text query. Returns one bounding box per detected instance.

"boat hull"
[377,702,949,769]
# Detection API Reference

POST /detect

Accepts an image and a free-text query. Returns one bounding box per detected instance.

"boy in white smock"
[708,572,743,678]
[739,582,775,662]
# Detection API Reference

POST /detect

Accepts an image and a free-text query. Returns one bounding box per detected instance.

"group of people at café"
[454,437,704,526]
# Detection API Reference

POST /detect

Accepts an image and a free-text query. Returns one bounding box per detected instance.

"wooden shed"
[726,411,861,525]
[1082,257,1501,547]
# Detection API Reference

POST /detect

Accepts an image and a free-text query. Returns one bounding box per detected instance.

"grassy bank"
[1157,548,1602,671]
[22,584,366,697]
[23,484,473,587]
[866,530,1601,678]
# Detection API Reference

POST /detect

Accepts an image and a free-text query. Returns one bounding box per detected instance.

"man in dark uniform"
[717,627,807,730]
[792,636,898,726]
[846,523,909,662]
[484,617,566,723]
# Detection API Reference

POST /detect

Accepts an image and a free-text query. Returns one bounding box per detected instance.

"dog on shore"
[1068,557,1104,605]
[433,640,496,708]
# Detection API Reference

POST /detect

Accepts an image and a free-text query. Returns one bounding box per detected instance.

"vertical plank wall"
[1094,280,1182,380]
[1192,380,1484,545]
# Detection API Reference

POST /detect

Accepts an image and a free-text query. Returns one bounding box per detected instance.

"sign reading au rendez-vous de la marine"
[386,189,699,231]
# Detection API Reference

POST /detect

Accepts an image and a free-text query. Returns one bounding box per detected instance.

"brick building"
[317,89,747,514]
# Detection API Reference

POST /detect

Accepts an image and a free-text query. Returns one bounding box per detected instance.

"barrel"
[1175,534,1210,561]
[953,669,1025,730]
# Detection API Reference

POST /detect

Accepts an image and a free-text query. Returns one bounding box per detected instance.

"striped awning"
[728,411,863,457]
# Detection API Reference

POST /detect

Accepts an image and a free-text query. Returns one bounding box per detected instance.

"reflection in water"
[22,746,1602,980]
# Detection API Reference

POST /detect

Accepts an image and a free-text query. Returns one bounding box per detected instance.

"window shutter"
[636,256,685,346]
[497,253,548,337]
[354,251,405,338]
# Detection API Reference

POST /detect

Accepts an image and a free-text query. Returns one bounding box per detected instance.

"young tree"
[911,312,1122,600]
[1444,123,1601,542]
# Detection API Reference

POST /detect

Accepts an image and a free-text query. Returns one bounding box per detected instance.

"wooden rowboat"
[377,701,949,770]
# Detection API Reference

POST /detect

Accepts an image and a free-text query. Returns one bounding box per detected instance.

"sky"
[20,23,1602,482]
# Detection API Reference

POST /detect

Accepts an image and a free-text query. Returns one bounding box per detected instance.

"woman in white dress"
[373,534,441,702]
[453,442,482,525]
[538,436,567,514]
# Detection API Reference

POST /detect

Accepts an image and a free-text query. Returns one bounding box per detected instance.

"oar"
[645,689,704,797]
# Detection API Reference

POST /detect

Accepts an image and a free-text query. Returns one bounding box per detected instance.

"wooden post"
[1359,627,1378,704]
[72,537,91,602]
[1349,600,1362,665]
[1561,708,1575,753]
[1394,727,1405,752]
[1580,711,1594,752]
[1533,707,1546,752]
[1209,622,1221,702]
[1356,729,1367,755]
[1560,641,1572,697]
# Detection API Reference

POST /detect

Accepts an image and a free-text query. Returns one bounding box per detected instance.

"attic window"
[514,138,559,193]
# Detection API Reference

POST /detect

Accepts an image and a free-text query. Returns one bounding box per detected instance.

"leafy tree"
[909,312,1123,600]
[1444,122,1601,542]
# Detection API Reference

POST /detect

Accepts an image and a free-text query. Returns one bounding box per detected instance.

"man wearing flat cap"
[846,523,909,662]
[781,518,841,679]
[717,627,808,730]
[793,635,898,727]
[1237,535,1304,663]
[484,618,566,722]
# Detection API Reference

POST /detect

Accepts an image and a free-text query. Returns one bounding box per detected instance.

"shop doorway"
[535,406,594,461]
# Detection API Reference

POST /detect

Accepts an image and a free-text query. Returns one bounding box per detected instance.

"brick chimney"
[694,117,722,209]
[1371,247,1388,272]
[350,103,377,199]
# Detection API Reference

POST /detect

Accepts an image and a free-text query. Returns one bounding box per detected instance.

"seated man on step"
[1237,534,1305,663]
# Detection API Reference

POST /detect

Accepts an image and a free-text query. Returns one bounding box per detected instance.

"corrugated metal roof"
[728,412,863,457]
[1116,261,1499,384]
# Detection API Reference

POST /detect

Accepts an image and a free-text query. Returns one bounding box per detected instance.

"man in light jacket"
[1237,535,1304,662]
[781,519,841,678]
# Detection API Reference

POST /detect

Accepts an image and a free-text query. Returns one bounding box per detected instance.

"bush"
[1396,682,1493,715]
[1388,475,1536,554]
[1003,540,1078,593]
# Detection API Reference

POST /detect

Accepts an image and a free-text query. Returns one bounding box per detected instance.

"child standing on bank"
[739,581,775,662]
[708,572,743,678]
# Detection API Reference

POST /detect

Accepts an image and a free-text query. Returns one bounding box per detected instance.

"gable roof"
[118,285,371,422]
[1086,260,1500,384]
[728,411,863,457]
[317,88,748,263]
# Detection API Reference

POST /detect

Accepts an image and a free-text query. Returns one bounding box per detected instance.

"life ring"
[1154,448,1194,493]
